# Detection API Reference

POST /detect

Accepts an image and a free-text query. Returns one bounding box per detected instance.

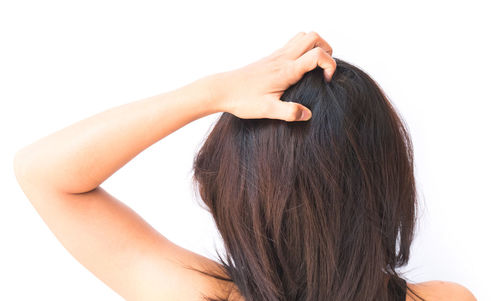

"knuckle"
[269,48,284,59]
[326,45,333,54]
[308,31,320,40]
[311,47,323,63]
[312,46,323,55]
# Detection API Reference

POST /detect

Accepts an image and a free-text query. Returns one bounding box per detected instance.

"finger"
[286,31,333,59]
[265,99,312,122]
[271,32,307,58]
[282,31,307,48]
[293,47,337,82]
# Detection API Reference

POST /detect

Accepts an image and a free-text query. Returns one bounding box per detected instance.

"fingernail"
[324,69,333,82]
[300,109,312,121]
[328,69,334,81]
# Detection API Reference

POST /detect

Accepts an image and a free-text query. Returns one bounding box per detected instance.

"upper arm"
[14,158,231,300]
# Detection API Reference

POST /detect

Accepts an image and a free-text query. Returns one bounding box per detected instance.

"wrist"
[169,74,222,117]
[199,71,233,114]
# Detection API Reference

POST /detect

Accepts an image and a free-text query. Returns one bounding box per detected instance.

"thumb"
[266,99,312,122]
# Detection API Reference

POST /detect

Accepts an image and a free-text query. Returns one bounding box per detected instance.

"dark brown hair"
[189,58,425,301]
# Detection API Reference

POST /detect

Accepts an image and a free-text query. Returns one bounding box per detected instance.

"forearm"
[14,75,220,194]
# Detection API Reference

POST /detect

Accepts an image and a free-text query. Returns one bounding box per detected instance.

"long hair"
[189,58,425,301]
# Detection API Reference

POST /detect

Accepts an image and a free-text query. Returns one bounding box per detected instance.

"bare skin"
[406,281,476,301]
[13,31,476,301]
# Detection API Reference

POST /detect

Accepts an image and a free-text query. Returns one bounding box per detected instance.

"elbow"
[13,148,45,203]
[13,147,38,190]
[13,149,27,185]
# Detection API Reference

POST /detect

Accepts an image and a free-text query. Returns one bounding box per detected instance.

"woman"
[13,31,475,301]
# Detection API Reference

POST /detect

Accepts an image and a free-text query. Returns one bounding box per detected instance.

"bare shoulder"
[407,280,477,301]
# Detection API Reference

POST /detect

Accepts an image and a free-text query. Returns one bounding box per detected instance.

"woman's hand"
[208,31,337,122]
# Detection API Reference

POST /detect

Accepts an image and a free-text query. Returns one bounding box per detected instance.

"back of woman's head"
[191,58,421,301]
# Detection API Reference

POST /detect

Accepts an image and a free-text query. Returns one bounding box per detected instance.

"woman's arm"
[13,31,336,301]
[14,76,218,194]
[13,75,233,301]
[14,31,335,195]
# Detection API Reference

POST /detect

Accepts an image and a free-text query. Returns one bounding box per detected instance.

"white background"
[1,1,498,300]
